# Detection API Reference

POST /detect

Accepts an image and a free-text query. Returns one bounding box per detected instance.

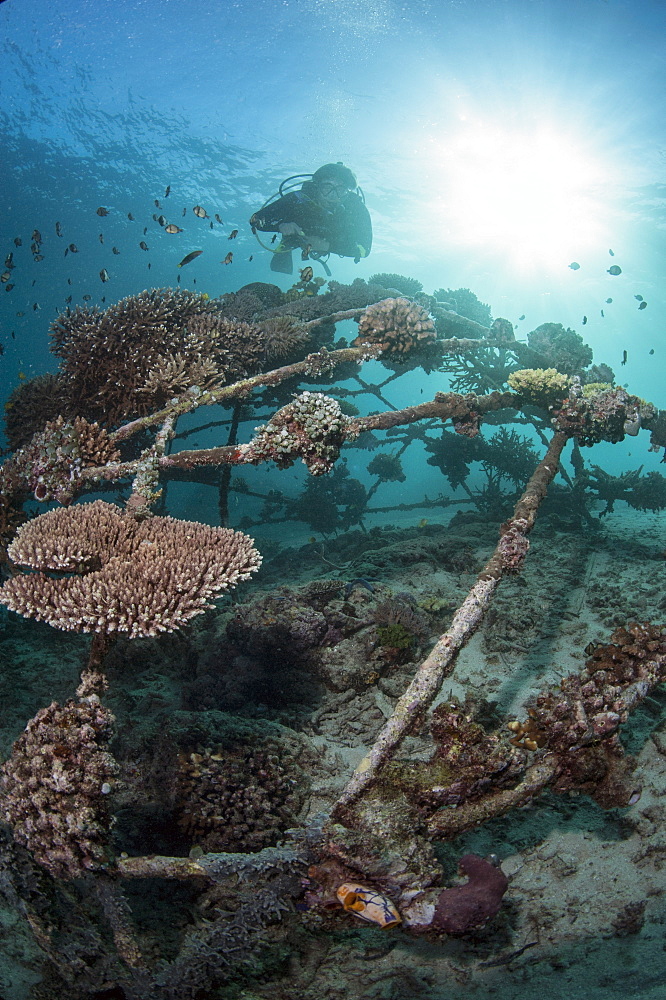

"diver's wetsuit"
[250,180,372,261]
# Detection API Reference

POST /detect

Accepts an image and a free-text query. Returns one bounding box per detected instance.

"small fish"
[127,212,135,221]
[82,293,92,301]
[148,262,151,269]
[228,229,238,239]
[417,518,429,528]
[178,249,203,268]
[157,215,167,226]
[139,241,149,251]
[271,233,278,243]
[32,302,40,311]
[584,641,596,655]
[634,294,644,301]
[568,261,580,270]
[68,243,78,253]
[13,237,22,247]
[4,253,14,268]
[5,283,14,291]
[607,265,622,275]
[99,233,104,243]
[1,271,10,283]
[182,206,187,216]
[649,348,655,355]
[32,230,42,243]
[301,244,312,260]
[223,251,233,264]
[16,311,24,317]
[608,249,615,256]
[164,185,171,197]
[518,314,525,321]
[177,273,181,284]
[210,221,214,229]
[165,224,182,234]
[112,246,120,254]
[65,295,72,303]
[143,226,148,235]
[605,297,612,304]
[621,350,627,365]
[67,278,72,285]
[18,372,26,380]
[248,255,253,261]
[0,344,3,355]
[55,221,62,237]
[154,199,161,208]
[601,310,604,317]
[193,205,208,218]
[152,213,159,223]
[638,300,647,310]
[99,268,110,282]
[101,296,106,302]
[11,329,16,337]
[30,242,40,254]
[33,254,44,262]
[300,265,313,282]
[215,213,223,224]
[582,315,587,325]
[96,207,109,216]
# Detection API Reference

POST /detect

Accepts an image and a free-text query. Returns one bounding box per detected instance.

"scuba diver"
[249,162,372,274]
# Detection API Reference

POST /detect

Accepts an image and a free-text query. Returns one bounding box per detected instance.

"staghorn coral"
[50,288,226,425]
[241,391,349,475]
[3,372,71,450]
[507,367,570,408]
[433,287,492,326]
[0,500,261,637]
[352,297,436,357]
[527,322,593,375]
[367,451,406,483]
[0,671,117,878]
[260,315,311,361]
[368,272,423,296]
[175,741,308,853]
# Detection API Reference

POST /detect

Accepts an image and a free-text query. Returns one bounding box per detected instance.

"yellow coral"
[508,368,570,406]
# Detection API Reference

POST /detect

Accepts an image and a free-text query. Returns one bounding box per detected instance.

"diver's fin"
[270,247,294,273]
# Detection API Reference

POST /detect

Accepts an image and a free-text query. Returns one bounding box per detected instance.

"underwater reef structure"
[1,275,666,997]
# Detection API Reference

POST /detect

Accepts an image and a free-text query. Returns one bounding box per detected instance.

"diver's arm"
[249,193,299,232]
[328,197,372,260]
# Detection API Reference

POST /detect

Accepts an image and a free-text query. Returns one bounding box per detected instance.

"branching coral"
[527,322,593,375]
[0,500,261,636]
[3,372,71,450]
[175,741,307,853]
[368,272,423,296]
[352,297,436,357]
[434,287,493,327]
[50,288,228,425]
[508,367,570,407]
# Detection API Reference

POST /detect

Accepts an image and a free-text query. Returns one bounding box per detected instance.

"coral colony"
[0,274,665,996]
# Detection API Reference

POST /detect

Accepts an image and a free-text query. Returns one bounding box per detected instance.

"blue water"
[1,2,666,997]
